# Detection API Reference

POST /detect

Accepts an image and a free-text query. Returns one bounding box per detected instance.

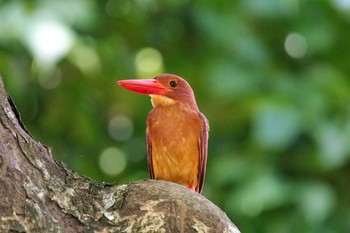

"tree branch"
[0,76,240,233]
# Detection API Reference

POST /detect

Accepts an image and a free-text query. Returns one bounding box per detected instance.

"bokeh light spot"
[69,42,101,77]
[99,147,127,176]
[297,182,336,224]
[241,195,263,217]
[253,103,301,151]
[108,115,133,141]
[37,66,62,89]
[316,123,350,169]
[284,32,307,58]
[333,0,350,9]
[135,47,163,77]
[26,21,74,66]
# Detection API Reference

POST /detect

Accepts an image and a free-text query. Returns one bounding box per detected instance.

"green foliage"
[1,0,350,232]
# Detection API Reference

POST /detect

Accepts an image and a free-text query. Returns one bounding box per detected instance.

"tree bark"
[0,76,240,233]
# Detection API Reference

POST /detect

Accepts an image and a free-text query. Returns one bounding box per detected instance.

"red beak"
[117,79,167,95]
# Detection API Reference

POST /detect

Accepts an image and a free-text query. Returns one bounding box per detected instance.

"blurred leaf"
[253,101,302,151]
[295,181,336,226]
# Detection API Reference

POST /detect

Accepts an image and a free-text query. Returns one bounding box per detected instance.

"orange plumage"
[117,74,209,193]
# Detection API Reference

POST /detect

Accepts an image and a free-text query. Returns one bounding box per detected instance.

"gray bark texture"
[0,76,240,233]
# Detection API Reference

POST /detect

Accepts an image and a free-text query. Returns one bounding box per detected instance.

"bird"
[117,74,209,193]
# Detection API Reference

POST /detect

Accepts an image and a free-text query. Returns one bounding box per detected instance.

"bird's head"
[117,74,198,110]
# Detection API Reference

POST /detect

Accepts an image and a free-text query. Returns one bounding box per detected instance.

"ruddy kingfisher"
[117,74,209,193]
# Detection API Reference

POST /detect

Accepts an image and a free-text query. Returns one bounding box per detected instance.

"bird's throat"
[150,95,176,107]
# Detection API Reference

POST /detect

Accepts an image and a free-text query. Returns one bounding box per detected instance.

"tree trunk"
[0,76,240,233]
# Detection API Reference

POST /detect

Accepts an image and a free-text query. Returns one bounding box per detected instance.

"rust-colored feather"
[197,112,209,193]
[146,99,209,193]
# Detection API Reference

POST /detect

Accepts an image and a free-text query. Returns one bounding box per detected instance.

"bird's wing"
[197,112,209,193]
[146,128,155,179]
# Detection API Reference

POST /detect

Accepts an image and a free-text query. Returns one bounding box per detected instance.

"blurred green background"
[1,0,350,232]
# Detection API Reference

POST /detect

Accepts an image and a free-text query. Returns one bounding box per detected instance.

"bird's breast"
[147,105,202,186]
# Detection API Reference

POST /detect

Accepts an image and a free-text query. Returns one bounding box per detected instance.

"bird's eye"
[169,80,177,88]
